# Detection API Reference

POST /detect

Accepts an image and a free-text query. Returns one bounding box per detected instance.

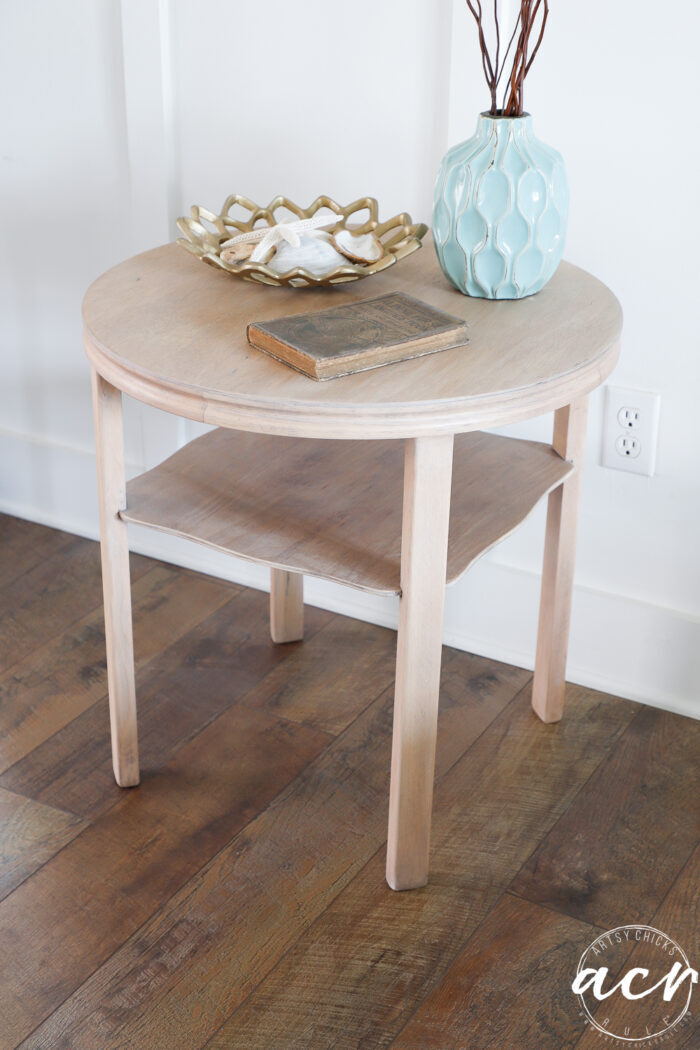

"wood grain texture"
[0,706,331,1047]
[1,586,330,820]
[82,241,622,438]
[19,687,399,1050]
[387,434,453,889]
[205,683,636,1050]
[510,704,700,930]
[391,894,599,1050]
[532,398,589,723]
[0,515,73,589]
[20,651,529,1050]
[0,788,84,902]
[573,846,700,1049]
[121,428,572,595]
[2,521,695,1050]
[269,568,304,642]
[242,611,398,736]
[0,564,234,775]
[91,370,139,786]
[0,534,151,676]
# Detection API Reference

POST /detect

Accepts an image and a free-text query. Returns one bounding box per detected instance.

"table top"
[83,240,622,439]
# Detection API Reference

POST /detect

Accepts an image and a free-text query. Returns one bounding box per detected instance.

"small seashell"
[332,228,384,264]
[267,231,349,276]
[220,241,255,263]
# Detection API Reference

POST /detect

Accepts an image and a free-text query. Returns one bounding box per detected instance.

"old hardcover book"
[246,292,469,380]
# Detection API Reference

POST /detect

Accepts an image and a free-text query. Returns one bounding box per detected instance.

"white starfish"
[221,213,338,263]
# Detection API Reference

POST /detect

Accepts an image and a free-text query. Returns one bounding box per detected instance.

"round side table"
[83,242,622,890]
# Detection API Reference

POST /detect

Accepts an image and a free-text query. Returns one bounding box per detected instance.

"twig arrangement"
[465,1,549,117]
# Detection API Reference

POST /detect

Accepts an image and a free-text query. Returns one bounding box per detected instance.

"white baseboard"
[1,427,697,720]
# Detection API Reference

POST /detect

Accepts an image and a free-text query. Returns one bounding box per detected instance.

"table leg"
[532,397,589,724]
[386,434,454,891]
[270,568,304,643]
[91,369,139,786]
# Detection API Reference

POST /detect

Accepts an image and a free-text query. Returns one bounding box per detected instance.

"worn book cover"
[246,292,469,380]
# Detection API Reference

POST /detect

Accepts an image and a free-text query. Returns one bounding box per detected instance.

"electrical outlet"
[617,406,641,429]
[615,434,641,458]
[602,386,661,476]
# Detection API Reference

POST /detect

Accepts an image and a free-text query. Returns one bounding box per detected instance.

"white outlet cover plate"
[602,386,661,476]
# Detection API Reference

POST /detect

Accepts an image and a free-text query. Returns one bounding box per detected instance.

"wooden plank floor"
[0,513,697,1050]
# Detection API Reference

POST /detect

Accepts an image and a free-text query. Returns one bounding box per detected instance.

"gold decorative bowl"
[176,194,428,288]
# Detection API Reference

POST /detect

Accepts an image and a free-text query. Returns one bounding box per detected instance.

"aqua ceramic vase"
[433,112,568,299]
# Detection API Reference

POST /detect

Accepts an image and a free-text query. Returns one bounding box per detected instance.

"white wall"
[1,0,698,718]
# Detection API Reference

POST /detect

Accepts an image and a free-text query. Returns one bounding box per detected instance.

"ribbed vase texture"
[433,113,568,299]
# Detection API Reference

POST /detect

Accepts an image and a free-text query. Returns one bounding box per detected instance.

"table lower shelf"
[121,428,572,595]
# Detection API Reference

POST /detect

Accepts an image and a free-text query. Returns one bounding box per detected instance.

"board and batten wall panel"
[447,0,700,618]
[1,0,132,451]
[168,0,451,224]
[0,0,698,717]
[443,0,700,717]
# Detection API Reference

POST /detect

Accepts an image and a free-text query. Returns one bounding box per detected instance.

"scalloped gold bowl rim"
[176,194,428,288]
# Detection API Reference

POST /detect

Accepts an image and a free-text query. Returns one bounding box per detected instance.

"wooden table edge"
[83,328,622,439]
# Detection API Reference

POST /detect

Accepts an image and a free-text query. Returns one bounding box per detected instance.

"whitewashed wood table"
[83,241,622,891]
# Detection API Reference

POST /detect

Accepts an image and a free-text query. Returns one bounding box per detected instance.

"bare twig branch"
[465,1,549,118]
[495,12,521,91]
[465,0,498,113]
[524,0,549,75]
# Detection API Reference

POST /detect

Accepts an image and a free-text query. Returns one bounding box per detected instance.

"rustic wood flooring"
[0,514,697,1049]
